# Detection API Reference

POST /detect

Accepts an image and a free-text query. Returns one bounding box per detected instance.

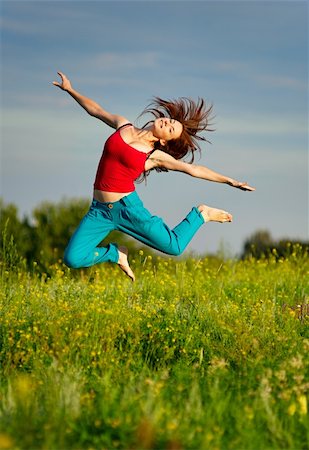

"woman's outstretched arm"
[147,150,255,191]
[185,163,255,191]
[52,71,128,129]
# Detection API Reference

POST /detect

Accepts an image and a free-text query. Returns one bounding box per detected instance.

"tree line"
[0,198,143,272]
[1,198,308,271]
[242,229,308,260]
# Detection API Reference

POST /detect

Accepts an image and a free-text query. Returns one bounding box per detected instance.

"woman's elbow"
[186,164,198,177]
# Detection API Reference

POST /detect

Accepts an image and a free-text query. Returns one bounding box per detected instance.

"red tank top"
[94,124,151,192]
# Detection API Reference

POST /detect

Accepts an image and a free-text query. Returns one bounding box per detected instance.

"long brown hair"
[138,96,214,181]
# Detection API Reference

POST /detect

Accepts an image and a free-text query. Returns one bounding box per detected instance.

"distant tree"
[274,239,308,259]
[31,198,91,264]
[0,199,32,266]
[1,197,157,271]
[242,229,273,258]
[31,197,149,267]
[242,229,308,259]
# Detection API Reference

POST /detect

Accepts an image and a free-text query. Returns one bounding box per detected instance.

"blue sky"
[1,0,308,256]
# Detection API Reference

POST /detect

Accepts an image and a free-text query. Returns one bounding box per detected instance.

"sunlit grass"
[0,246,308,449]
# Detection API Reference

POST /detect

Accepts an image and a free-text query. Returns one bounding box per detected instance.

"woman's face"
[153,117,183,141]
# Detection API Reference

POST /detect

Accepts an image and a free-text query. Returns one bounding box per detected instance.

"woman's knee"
[164,243,183,257]
[169,248,183,257]
[63,248,83,269]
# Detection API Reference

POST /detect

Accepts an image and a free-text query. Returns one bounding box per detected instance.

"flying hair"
[137,96,214,181]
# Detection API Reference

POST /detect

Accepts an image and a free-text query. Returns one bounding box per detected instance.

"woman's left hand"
[52,71,72,92]
[229,180,256,191]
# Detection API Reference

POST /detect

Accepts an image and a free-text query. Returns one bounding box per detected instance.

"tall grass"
[0,246,308,449]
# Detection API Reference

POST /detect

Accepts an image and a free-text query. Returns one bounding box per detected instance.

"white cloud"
[92,51,161,71]
[218,114,307,135]
[255,74,307,90]
[1,18,33,34]
[213,61,249,73]
[213,59,307,92]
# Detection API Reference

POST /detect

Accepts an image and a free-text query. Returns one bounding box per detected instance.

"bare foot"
[198,204,233,223]
[118,246,135,282]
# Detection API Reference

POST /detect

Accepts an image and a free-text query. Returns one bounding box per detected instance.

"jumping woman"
[53,71,255,281]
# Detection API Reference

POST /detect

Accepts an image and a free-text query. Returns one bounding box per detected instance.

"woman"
[53,72,255,281]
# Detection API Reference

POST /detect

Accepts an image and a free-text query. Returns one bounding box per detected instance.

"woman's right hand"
[52,71,72,91]
[52,71,128,129]
[228,179,256,191]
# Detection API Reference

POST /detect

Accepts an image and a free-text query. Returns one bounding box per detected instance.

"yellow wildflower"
[288,403,296,416]
[0,434,14,449]
[298,395,307,415]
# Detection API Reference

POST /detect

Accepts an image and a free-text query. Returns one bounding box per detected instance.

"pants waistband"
[91,191,142,210]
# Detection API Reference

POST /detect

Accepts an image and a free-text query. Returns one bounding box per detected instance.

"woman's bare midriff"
[93,189,134,203]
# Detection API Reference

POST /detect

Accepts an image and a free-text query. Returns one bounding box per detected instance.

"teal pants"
[64,191,204,269]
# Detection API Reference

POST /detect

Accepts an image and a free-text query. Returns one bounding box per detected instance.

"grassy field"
[0,246,308,450]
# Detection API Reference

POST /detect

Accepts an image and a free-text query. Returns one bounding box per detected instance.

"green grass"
[0,247,308,450]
